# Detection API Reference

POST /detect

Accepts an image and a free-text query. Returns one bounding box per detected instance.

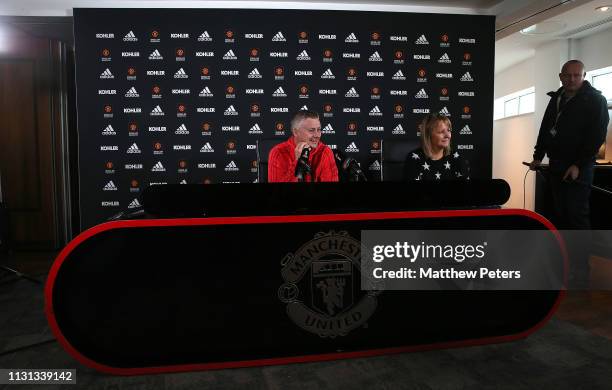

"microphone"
[295,146,312,181]
[333,150,367,182]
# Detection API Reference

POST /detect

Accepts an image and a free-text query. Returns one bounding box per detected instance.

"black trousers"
[549,163,593,281]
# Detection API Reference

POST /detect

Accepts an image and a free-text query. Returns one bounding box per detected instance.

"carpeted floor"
[1,270,612,390]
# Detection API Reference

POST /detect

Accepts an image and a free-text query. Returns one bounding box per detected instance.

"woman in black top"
[403,113,469,181]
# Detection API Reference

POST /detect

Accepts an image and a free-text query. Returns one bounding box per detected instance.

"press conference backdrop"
[74,8,494,229]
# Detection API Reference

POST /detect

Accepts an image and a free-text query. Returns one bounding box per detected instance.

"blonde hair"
[420,113,452,159]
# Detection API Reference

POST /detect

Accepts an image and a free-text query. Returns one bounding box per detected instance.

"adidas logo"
[300,105,309,110]
[174,68,188,78]
[459,125,472,135]
[369,160,381,171]
[322,123,335,134]
[461,72,474,81]
[345,32,359,43]
[369,51,383,62]
[123,30,137,42]
[200,142,214,152]
[345,142,360,153]
[198,31,212,42]
[223,49,237,60]
[249,123,263,134]
[103,180,117,191]
[175,124,189,135]
[369,106,382,116]
[439,107,450,116]
[151,161,165,172]
[128,199,141,209]
[415,88,428,98]
[150,105,164,116]
[224,105,238,116]
[415,34,429,44]
[272,86,287,97]
[225,160,239,172]
[272,31,286,41]
[296,50,311,60]
[125,87,139,97]
[439,53,451,63]
[100,68,114,79]
[392,124,406,134]
[149,49,163,60]
[392,70,406,80]
[102,125,116,135]
[126,143,141,153]
[248,68,262,79]
[345,87,359,98]
[199,86,213,97]
[321,68,335,79]
[179,179,187,185]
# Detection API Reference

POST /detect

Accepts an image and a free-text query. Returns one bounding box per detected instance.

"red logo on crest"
[226,85,235,94]
[105,162,114,169]
[347,122,357,131]
[129,122,138,132]
[276,122,285,131]
[418,68,426,78]
[127,67,136,76]
[347,68,357,77]
[201,67,210,76]
[151,30,159,39]
[463,106,471,114]
[131,180,139,188]
[176,48,185,57]
[179,160,188,169]
[154,142,162,151]
[202,122,212,131]
[371,32,381,41]
[394,50,404,59]
[250,48,259,57]
[102,48,110,57]
[464,52,471,61]
[104,105,112,113]
[299,31,308,39]
[275,66,284,76]
[323,49,333,58]
[371,140,381,150]
[371,86,380,95]
[324,104,333,113]
[152,85,161,94]
[441,87,449,96]
[395,104,403,114]
[441,34,449,43]
[299,85,309,94]
[225,30,234,39]
[251,104,260,113]
[227,140,236,150]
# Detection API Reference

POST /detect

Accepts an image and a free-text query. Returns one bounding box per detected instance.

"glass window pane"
[494,98,505,120]
[519,92,535,114]
[593,72,612,102]
[504,98,519,117]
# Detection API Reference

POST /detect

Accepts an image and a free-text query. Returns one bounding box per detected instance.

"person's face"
[293,117,322,149]
[430,120,451,150]
[559,63,585,93]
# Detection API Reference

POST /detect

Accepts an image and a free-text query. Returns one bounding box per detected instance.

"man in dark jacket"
[530,60,609,286]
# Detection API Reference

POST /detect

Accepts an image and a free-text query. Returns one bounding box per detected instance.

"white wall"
[573,25,612,72]
[494,57,534,99]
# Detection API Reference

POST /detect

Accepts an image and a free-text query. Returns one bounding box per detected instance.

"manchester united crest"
[278,231,379,338]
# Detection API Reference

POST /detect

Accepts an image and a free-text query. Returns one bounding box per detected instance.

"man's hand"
[529,159,542,171]
[294,142,310,161]
[563,164,579,181]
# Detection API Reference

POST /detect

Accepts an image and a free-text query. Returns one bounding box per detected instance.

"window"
[587,66,612,103]
[494,86,535,120]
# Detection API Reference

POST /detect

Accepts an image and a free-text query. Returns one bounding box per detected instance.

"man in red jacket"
[268,110,339,182]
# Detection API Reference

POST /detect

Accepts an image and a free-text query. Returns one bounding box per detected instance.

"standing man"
[268,110,338,182]
[530,60,609,285]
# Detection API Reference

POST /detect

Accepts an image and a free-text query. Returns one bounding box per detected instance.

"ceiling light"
[520,21,566,35]
[596,5,611,12]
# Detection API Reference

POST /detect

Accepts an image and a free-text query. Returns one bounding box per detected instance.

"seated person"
[403,113,469,180]
[268,110,339,182]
